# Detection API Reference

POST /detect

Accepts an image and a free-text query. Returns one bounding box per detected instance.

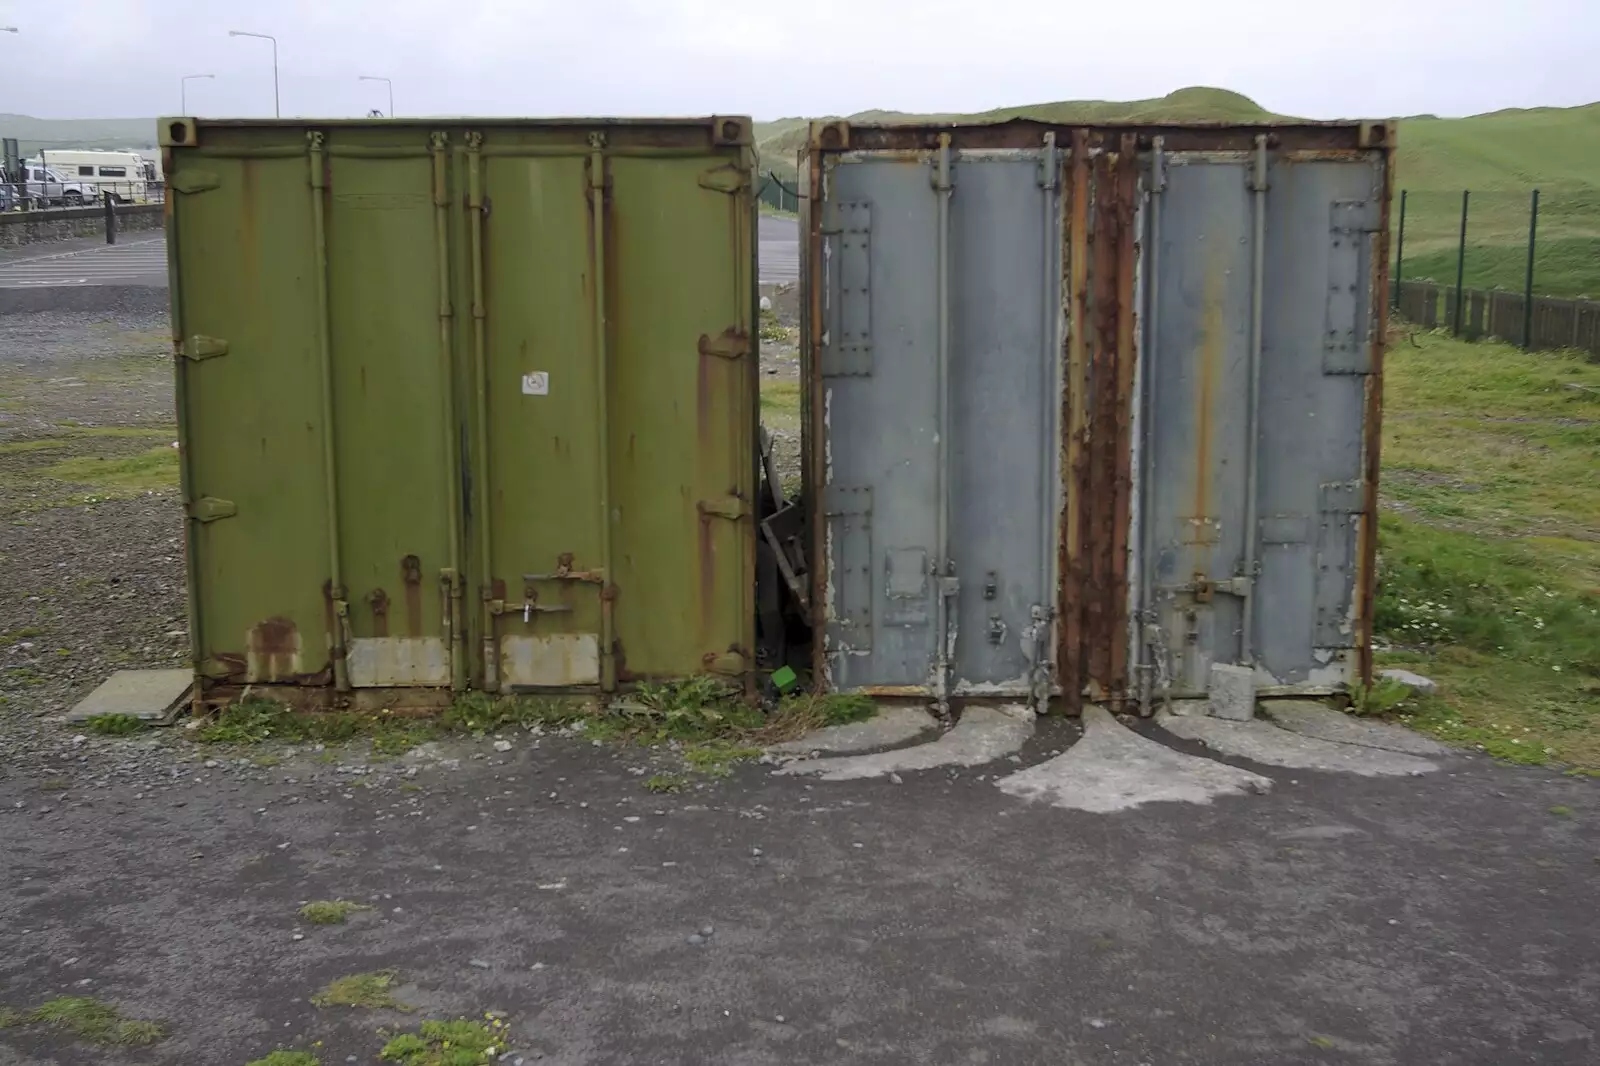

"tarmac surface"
[1,713,1596,1065]
[0,215,800,299]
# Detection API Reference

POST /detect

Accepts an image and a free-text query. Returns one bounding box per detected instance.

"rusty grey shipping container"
[163,116,758,706]
[800,120,1393,710]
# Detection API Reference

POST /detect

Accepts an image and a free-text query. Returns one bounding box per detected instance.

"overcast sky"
[3,0,1596,122]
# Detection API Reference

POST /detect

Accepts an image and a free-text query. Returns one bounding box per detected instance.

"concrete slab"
[66,668,192,723]
[1158,710,1438,776]
[996,707,1272,813]
[775,706,1033,781]
[767,706,938,757]
[1260,699,1453,757]
[1207,662,1256,720]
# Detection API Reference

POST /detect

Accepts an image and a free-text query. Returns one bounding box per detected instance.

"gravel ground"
[0,307,184,777]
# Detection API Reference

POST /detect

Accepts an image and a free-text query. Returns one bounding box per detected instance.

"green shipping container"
[162,116,758,701]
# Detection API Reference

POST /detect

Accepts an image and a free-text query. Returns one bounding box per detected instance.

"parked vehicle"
[35,149,159,203]
[19,162,100,208]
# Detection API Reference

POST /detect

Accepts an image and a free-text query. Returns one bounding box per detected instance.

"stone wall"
[0,203,164,249]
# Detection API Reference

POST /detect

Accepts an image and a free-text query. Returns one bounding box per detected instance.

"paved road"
[759,213,799,283]
[0,235,167,289]
[0,218,800,291]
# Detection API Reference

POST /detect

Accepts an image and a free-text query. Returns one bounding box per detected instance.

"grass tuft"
[247,1051,321,1066]
[84,713,147,736]
[312,971,406,1010]
[644,773,687,793]
[25,996,166,1046]
[299,899,370,925]
[380,1018,508,1065]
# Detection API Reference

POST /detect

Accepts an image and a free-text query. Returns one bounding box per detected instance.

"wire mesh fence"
[1393,186,1600,359]
[0,175,164,212]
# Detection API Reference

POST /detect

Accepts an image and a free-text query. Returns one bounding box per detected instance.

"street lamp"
[227,30,279,117]
[357,75,393,118]
[181,74,215,114]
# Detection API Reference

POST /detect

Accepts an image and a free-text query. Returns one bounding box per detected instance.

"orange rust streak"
[1107,136,1139,700]
[1192,244,1224,562]
[1057,130,1093,709]
[1358,142,1396,686]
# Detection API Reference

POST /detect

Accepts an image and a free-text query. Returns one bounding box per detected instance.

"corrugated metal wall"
[803,121,1392,710]
[164,117,757,700]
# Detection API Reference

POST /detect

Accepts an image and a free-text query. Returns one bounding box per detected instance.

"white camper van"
[34,150,159,203]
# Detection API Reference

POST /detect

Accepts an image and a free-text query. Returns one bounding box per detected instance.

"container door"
[1144,156,1256,693]
[1254,159,1380,688]
[819,150,1058,698]
[174,151,335,686]
[326,147,455,687]
[474,145,754,690]
[1143,154,1379,693]
[172,138,455,688]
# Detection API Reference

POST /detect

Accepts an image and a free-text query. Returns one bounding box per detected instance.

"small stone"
[204,760,219,769]
[75,978,92,987]
[292,933,304,942]
[531,962,547,970]
[1088,1018,1109,1029]
[888,773,903,785]
[851,842,864,849]
[699,924,714,937]
[470,958,491,969]
[1379,668,1438,696]
[686,934,706,946]
[493,740,513,752]
[775,1015,786,1024]
[750,847,762,857]
[623,816,641,823]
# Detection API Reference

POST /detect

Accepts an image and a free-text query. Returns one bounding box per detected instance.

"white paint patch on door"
[347,637,451,687]
[500,633,600,687]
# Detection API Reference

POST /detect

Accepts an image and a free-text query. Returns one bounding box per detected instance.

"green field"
[1378,330,1600,769]
[756,88,1600,301]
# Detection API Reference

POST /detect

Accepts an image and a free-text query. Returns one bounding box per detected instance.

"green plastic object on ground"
[771,666,798,693]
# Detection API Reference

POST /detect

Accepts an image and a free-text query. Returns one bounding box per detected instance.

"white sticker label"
[521,371,549,396]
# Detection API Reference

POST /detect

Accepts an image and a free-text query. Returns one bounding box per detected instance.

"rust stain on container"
[1357,140,1395,687]
[1057,129,1092,709]
[1192,244,1225,545]
[1084,148,1121,693]
[1106,136,1139,700]
[367,587,390,637]
[246,617,302,682]
[402,554,423,636]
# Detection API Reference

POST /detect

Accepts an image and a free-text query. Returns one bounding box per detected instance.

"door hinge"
[168,170,220,195]
[698,327,750,360]
[698,495,748,521]
[698,165,749,194]
[180,335,228,361]
[189,497,237,523]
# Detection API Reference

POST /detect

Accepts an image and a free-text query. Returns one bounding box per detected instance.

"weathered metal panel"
[804,121,1392,707]
[167,117,756,698]
[815,148,1060,700]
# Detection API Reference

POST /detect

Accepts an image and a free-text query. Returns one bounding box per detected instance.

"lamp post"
[227,30,279,117]
[358,75,393,118]
[181,74,215,114]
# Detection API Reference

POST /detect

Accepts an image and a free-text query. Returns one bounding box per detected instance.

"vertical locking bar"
[588,132,617,692]
[466,131,497,691]
[1240,134,1269,667]
[431,131,466,690]
[932,133,956,716]
[1139,136,1167,712]
[308,130,350,691]
[1032,131,1058,713]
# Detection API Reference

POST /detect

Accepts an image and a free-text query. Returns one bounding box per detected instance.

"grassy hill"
[0,115,159,157]
[756,88,1600,298]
